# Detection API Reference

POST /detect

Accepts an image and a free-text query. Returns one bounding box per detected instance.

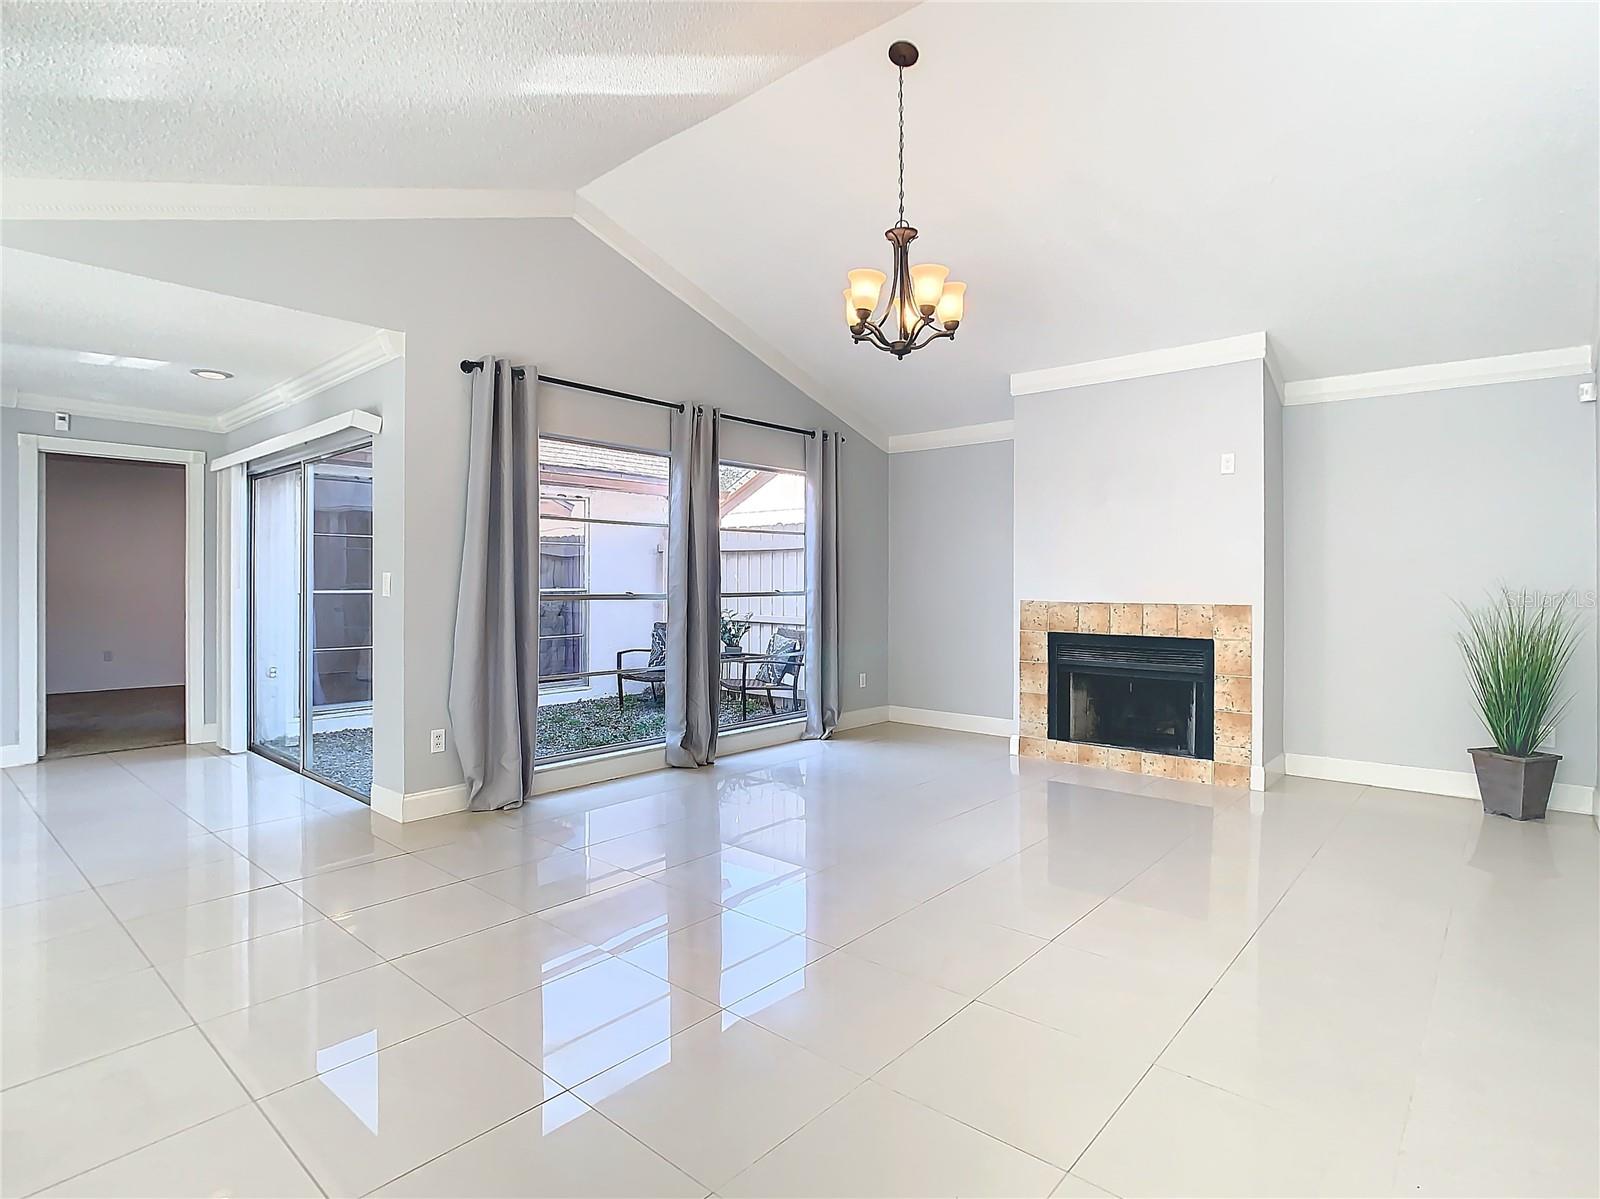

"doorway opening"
[249,443,375,800]
[42,454,187,758]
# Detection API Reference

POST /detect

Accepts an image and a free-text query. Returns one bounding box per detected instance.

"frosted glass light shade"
[936,281,966,326]
[909,264,950,313]
[843,289,861,326]
[847,268,886,312]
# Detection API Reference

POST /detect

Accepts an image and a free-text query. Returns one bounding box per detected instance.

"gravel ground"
[537,691,800,758]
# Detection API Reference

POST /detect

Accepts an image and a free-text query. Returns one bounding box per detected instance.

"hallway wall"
[45,454,186,694]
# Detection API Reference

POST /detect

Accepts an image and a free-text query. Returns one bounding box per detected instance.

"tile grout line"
[7,751,332,1199]
[1060,791,1362,1184]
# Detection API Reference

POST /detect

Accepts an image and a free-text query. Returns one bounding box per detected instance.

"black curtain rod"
[719,412,816,440]
[460,358,834,440]
[459,359,684,413]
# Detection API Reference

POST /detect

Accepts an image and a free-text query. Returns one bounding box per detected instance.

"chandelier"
[843,41,965,359]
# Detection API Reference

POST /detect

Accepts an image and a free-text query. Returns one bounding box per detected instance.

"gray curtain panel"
[447,359,539,810]
[665,405,722,767]
[804,429,841,739]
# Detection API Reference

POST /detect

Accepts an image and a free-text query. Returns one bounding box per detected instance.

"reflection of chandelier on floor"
[843,41,966,359]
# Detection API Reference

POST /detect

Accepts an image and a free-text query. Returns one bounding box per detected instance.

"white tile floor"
[2,725,1596,1198]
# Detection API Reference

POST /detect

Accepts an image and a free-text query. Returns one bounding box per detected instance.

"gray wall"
[1014,360,1267,607]
[1,220,891,794]
[0,408,224,743]
[1283,376,1598,788]
[45,455,186,694]
[888,441,1015,720]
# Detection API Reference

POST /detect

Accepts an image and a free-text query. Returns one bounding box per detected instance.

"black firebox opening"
[1046,632,1215,760]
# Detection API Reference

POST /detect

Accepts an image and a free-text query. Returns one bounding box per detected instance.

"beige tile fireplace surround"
[1018,601,1253,787]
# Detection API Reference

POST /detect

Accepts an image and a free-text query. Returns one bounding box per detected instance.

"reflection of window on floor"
[536,436,670,761]
[718,462,808,730]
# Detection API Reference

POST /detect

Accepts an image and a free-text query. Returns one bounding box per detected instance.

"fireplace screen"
[1047,632,1214,760]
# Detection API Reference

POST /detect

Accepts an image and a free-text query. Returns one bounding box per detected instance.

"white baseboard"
[836,706,890,731]
[882,706,1017,738]
[1252,753,1286,792]
[0,743,30,768]
[190,723,218,745]
[1283,753,1594,815]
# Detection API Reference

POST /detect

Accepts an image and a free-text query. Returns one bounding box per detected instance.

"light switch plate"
[1219,452,1235,475]
[381,571,392,597]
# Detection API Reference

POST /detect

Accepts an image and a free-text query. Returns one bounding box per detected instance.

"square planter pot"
[1468,748,1561,821]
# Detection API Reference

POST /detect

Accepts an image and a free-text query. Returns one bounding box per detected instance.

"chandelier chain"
[896,66,906,227]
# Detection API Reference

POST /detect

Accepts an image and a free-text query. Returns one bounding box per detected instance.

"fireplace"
[1047,632,1214,760]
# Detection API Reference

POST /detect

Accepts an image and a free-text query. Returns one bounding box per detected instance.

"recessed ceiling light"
[190,368,233,380]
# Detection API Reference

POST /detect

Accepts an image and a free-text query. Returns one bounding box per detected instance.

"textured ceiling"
[0,1,909,188]
[581,2,1600,434]
[0,249,383,420]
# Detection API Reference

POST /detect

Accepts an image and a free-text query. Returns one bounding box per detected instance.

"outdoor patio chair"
[616,621,667,710]
[728,625,806,716]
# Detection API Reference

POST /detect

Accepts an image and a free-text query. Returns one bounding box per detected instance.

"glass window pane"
[313,648,372,707]
[312,593,372,650]
[539,438,668,525]
[312,533,373,591]
[250,469,302,762]
[307,450,373,798]
[536,600,670,758]
[718,463,807,729]
[312,474,374,535]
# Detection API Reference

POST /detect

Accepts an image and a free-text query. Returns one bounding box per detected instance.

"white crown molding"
[887,420,1015,454]
[5,391,218,432]
[1011,332,1269,397]
[0,179,576,221]
[217,330,403,433]
[1282,346,1595,406]
[573,195,891,452]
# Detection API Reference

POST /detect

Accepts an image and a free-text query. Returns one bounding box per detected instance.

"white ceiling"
[4,3,1595,441]
[0,1,909,189]
[580,2,1600,434]
[0,248,386,428]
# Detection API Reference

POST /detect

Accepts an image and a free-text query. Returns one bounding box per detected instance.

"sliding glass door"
[249,468,303,766]
[248,445,374,799]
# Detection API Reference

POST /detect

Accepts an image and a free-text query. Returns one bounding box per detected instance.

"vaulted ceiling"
[4,2,1595,441]
[579,2,1600,434]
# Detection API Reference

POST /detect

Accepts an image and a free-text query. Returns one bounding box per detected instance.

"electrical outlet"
[381,571,392,597]
[1219,452,1235,475]
[429,729,446,754]
[102,650,113,662]
[858,673,868,688]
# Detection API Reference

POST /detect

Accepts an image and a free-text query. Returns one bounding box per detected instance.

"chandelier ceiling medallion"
[843,40,965,359]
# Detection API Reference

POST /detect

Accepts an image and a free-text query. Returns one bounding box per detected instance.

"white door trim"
[15,434,208,764]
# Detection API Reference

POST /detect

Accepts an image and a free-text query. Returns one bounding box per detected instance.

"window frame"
[535,434,672,764]
[717,456,809,732]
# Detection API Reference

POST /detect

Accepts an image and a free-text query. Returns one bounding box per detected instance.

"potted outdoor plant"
[720,610,754,656]
[1457,587,1582,820]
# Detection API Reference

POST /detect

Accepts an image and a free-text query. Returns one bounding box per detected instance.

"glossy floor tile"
[4,731,1596,1198]
[257,1019,559,1195]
